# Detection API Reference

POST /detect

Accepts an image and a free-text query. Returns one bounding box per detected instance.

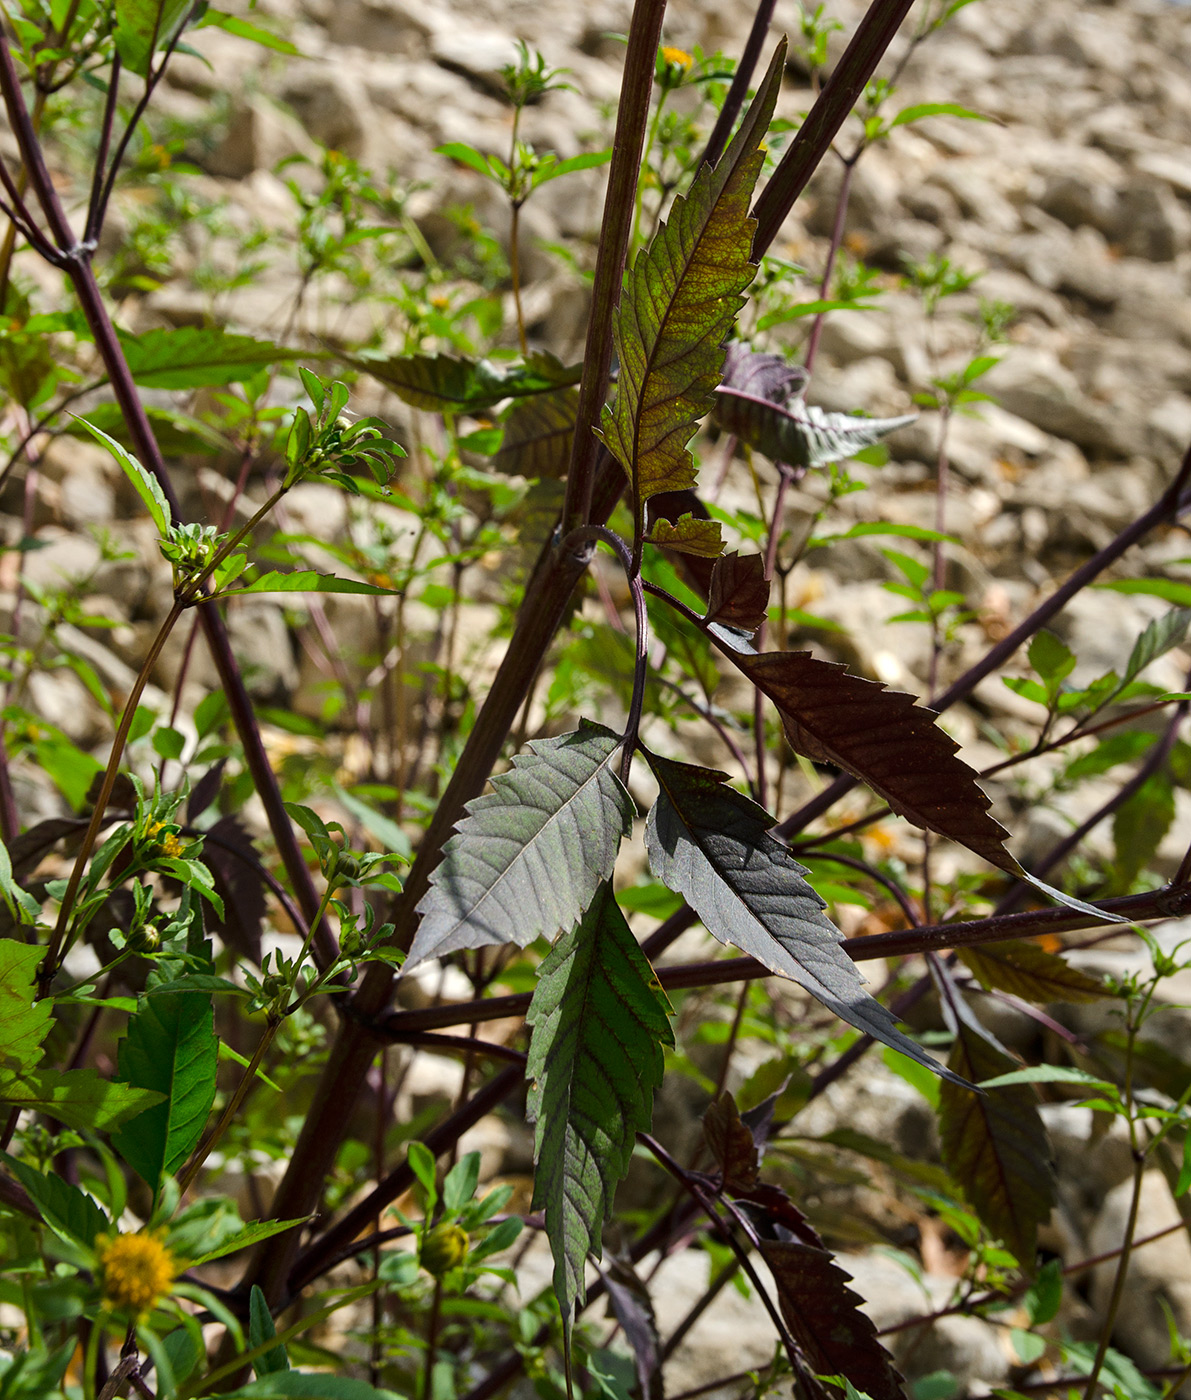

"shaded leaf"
[112,985,218,1190]
[959,940,1110,1005]
[600,45,785,506]
[603,1258,662,1400]
[118,327,301,389]
[64,402,229,456]
[250,1285,291,1376]
[0,1067,162,1132]
[221,1377,400,1399]
[759,1240,906,1400]
[705,552,770,632]
[526,882,674,1323]
[712,387,915,469]
[726,649,1017,874]
[6,818,79,879]
[721,342,808,403]
[408,722,633,969]
[187,1217,307,1268]
[1,1151,108,1246]
[0,942,52,1075]
[114,0,193,75]
[646,514,725,558]
[1123,608,1191,690]
[1113,772,1175,888]
[203,815,267,964]
[642,751,965,1082]
[354,351,580,416]
[492,386,578,478]
[938,1019,1054,1266]
[703,1091,760,1190]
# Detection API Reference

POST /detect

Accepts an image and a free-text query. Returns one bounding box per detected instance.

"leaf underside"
[959,939,1110,1004]
[646,514,725,557]
[760,1239,907,1400]
[713,385,915,469]
[704,551,770,632]
[721,342,809,404]
[642,752,965,1083]
[729,649,1017,873]
[492,387,579,478]
[600,43,786,506]
[525,882,674,1323]
[938,1020,1055,1267]
[408,722,633,969]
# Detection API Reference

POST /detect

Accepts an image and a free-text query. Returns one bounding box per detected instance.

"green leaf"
[1099,578,1191,607]
[0,1067,163,1132]
[408,722,633,970]
[198,9,303,55]
[492,387,578,478]
[977,1065,1114,1091]
[1028,631,1075,694]
[72,416,171,537]
[222,570,398,598]
[0,1152,108,1246]
[712,389,915,470]
[354,351,580,416]
[118,327,302,389]
[112,985,218,1190]
[249,1286,291,1376]
[645,514,725,558]
[114,0,195,74]
[938,1021,1055,1266]
[186,1216,308,1268]
[1113,772,1175,888]
[958,940,1110,1005]
[0,840,45,924]
[889,102,990,128]
[1024,1258,1063,1325]
[219,1377,401,1399]
[526,882,674,1324]
[641,751,964,1083]
[600,43,785,506]
[533,150,614,185]
[435,142,500,178]
[1122,608,1191,689]
[0,942,52,1075]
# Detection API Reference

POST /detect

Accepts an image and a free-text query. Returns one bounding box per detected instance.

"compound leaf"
[526,882,674,1324]
[938,1018,1054,1267]
[641,752,963,1083]
[959,940,1110,1004]
[712,387,915,469]
[759,1240,906,1400]
[600,44,785,508]
[112,985,218,1190]
[408,723,633,969]
[727,649,1017,874]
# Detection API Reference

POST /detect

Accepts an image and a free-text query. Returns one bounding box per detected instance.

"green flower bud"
[420,1223,468,1277]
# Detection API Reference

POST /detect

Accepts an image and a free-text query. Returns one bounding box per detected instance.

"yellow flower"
[144,821,185,859]
[660,46,693,69]
[97,1231,176,1317]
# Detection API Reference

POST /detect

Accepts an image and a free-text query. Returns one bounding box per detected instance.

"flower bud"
[420,1223,468,1277]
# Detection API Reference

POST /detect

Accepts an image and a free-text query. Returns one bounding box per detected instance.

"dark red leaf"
[187,759,226,824]
[959,939,1110,1004]
[705,552,770,633]
[721,343,808,403]
[727,649,1018,874]
[7,818,79,879]
[203,816,267,964]
[703,1092,760,1190]
[603,1256,662,1400]
[759,1240,906,1400]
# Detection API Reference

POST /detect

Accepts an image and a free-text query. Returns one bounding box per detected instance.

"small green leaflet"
[600,43,785,513]
[249,1285,291,1375]
[185,1216,308,1268]
[408,722,633,969]
[112,981,218,1191]
[526,882,674,1327]
[73,416,172,538]
[219,570,400,599]
[641,752,966,1085]
[0,841,41,925]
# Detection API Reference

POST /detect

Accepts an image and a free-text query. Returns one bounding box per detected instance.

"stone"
[206,96,319,179]
[981,347,1133,458]
[1115,177,1191,260]
[327,0,440,55]
[279,67,372,157]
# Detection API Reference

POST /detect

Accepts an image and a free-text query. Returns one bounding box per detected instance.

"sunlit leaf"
[645,514,725,558]
[118,327,302,389]
[704,551,770,632]
[526,882,674,1326]
[712,387,915,469]
[0,1067,163,1133]
[73,416,171,537]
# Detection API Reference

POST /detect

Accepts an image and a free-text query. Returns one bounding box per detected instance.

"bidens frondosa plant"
[2,0,1191,1397]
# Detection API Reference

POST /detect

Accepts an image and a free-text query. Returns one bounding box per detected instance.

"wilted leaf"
[645,514,725,558]
[408,723,633,969]
[642,751,965,1082]
[703,1091,760,1190]
[759,1240,906,1400]
[600,45,784,507]
[492,387,578,478]
[726,649,1017,874]
[959,940,1109,1004]
[938,1019,1054,1267]
[705,552,770,632]
[526,883,674,1325]
[712,388,915,469]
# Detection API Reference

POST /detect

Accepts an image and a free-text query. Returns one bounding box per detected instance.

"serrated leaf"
[759,1240,906,1400]
[0,942,51,1075]
[1113,772,1175,888]
[249,1285,291,1376]
[1122,608,1191,689]
[525,882,674,1322]
[187,1217,307,1267]
[0,1067,163,1132]
[721,341,809,404]
[1,1152,108,1246]
[646,514,725,558]
[112,986,218,1190]
[938,1020,1055,1267]
[408,722,633,969]
[959,940,1110,1004]
[704,552,770,632]
[492,387,578,477]
[600,44,785,508]
[603,1260,662,1400]
[114,0,194,75]
[712,387,915,469]
[724,649,1018,874]
[354,351,580,415]
[641,751,965,1083]
[73,416,171,537]
[703,1092,761,1190]
[118,327,301,389]
[222,571,398,598]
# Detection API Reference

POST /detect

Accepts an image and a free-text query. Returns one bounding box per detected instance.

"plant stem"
[803,158,855,374]
[697,0,777,169]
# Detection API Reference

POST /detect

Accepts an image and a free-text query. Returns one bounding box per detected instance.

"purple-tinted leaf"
[721,342,808,404]
[705,552,770,633]
[713,386,915,469]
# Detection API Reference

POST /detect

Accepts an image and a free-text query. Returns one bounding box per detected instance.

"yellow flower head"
[97,1231,176,1317]
[144,821,185,859]
[660,46,693,69]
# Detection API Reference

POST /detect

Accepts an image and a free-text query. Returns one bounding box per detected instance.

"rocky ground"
[9,0,1191,1391]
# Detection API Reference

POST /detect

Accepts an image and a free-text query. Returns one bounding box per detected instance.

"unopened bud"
[420,1223,468,1277]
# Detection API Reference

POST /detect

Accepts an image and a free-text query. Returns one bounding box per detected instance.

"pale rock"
[228,602,299,701]
[981,346,1132,457]
[1116,177,1191,261]
[1040,1103,1136,1216]
[206,95,319,179]
[432,22,523,97]
[1088,1172,1191,1370]
[1038,170,1122,236]
[1133,150,1191,200]
[26,669,104,746]
[327,0,441,55]
[280,66,372,157]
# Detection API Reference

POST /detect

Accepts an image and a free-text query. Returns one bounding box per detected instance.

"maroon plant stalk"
[697,0,778,169]
[0,34,337,966]
[802,159,855,374]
